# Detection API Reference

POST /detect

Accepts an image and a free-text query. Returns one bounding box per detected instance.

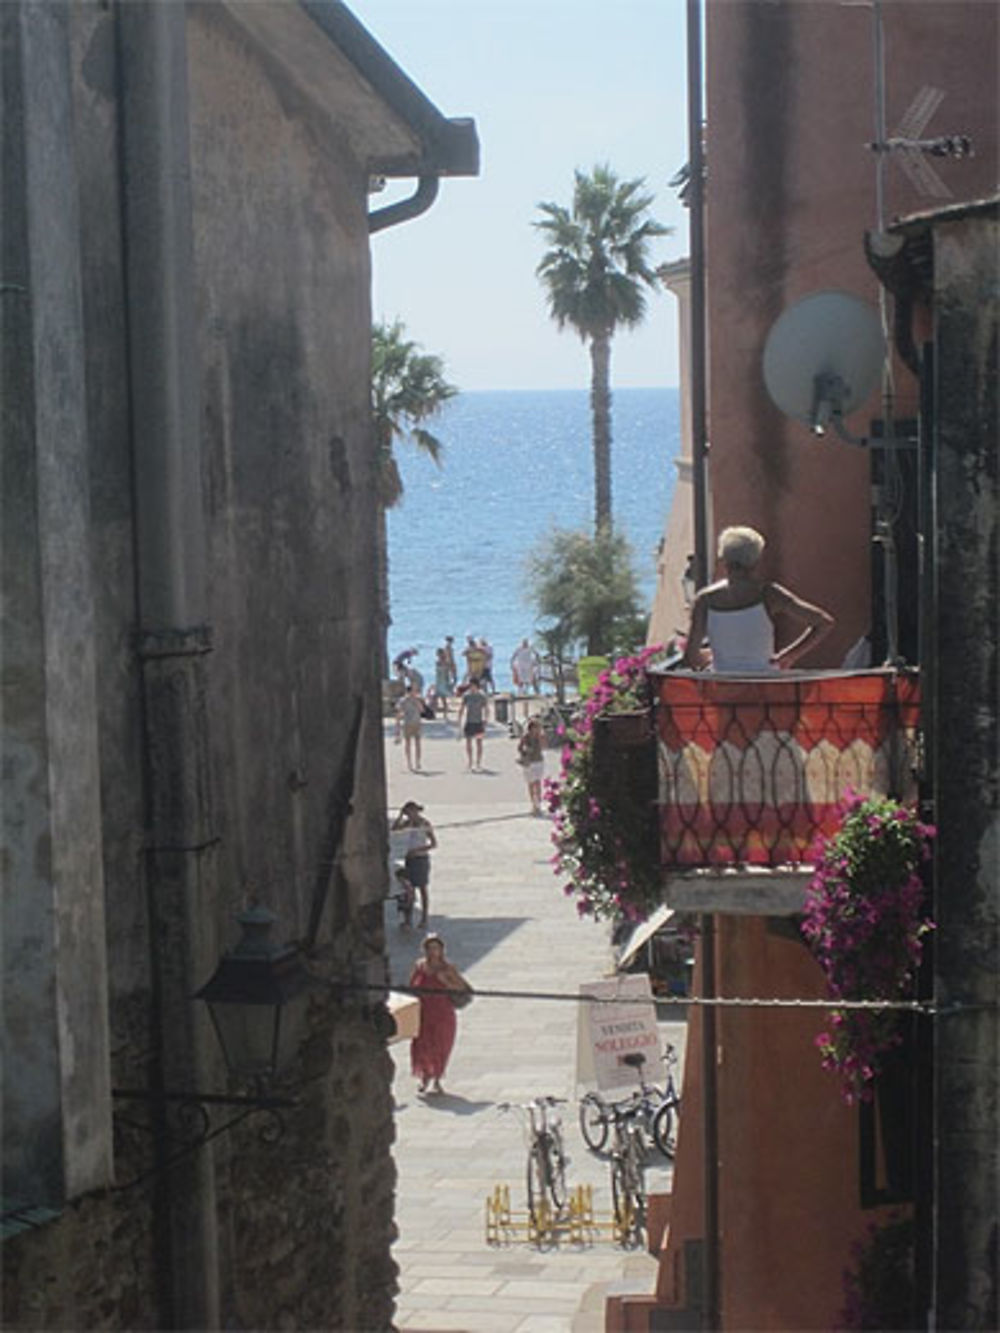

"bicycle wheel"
[526,1143,547,1226]
[610,1154,628,1233]
[652,1097,679,1158]
[400,889,414,930]
[611,1154,640,1245]
[622,1136,646,1245]
[579,1092,609,1152]
[546,1130,567,1210]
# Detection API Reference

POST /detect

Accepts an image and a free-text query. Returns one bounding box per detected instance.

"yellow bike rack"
[485,1182,642,1248]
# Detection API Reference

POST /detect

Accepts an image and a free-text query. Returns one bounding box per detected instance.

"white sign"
[576,973,660,1092]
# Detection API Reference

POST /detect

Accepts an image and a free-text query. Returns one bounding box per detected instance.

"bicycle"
[608,1098,647,1247]
[498,1096,568,1227]
[578,1047,681,1159]
[649,1046,682,1158]
[388,864,417,930]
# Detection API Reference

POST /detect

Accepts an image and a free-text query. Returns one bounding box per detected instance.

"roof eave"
[300,1,479,177]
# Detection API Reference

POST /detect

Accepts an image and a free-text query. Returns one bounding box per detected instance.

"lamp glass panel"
[210,1000,279,1079]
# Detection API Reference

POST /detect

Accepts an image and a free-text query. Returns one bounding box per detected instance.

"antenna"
[762,291,886,445]
[868,85,974,201]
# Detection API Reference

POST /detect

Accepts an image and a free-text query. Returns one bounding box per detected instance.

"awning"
[617,904,676,970]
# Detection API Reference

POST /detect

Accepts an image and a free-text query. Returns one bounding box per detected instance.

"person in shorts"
[391,800,436,926]
[395,682,425,772]
[516,715,545,814]
[456,677,489,771]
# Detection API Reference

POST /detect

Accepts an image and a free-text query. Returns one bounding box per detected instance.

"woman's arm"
[419,821,437,852]
[681,593,709,669]
[765,583,834,667]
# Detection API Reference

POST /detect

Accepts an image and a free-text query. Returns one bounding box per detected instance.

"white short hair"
[718,525,765,570]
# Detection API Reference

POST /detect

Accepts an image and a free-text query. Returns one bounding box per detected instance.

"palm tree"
[535,165,668,533]
[371,319,457,673]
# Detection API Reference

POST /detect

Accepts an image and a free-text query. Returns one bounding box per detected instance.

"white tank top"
[706,602,776,673]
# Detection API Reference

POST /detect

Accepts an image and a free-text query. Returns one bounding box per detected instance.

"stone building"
[2,2,476,1328]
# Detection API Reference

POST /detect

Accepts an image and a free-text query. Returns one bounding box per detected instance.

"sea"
[387,387,679,692]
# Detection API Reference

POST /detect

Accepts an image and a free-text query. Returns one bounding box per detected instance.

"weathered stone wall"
[3,1,396,1327]
[1,0,114,1215]
[931,209,999,1332]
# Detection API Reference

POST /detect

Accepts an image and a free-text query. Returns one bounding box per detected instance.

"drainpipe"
[368,174,439,234]
[115,3,219,1327]
[687,1,721,1329]
[686,0,710,592]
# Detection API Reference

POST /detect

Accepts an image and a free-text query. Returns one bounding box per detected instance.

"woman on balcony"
[682,526,833,672]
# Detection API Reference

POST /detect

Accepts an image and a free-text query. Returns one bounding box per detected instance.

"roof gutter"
[368,173,439,234]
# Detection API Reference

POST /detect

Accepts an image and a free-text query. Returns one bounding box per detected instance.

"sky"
[351,0,692,392]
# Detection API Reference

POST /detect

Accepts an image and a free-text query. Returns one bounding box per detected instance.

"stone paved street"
[383,713,685,1332]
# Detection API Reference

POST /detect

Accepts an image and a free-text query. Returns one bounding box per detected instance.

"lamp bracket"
[112,1087,295,1157]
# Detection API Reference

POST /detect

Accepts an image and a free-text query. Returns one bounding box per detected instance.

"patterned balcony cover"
[652,669,921,868]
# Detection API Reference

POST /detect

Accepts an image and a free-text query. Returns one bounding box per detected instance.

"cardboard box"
[387,990,421,1044]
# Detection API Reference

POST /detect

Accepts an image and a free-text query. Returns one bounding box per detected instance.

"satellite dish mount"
[763,290,915,449]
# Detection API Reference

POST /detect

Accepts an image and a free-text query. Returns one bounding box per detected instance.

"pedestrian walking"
[456,677,489,771]
[479,637,495,693]
[409,933,471,1096]
[395,683,425,772]
[442,635,458,693]
[433,646,451,720]
[516,716,546,814]
[462,635,486,685]
[511,637,541,693]
[391,800,436,926]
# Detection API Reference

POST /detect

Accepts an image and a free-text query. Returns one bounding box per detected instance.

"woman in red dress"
[409,934,468,1095]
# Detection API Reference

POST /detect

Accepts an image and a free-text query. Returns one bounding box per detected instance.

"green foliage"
[534,165,668,340]
[371,320,457,508]
[547,645,668,922]
[527,526,646,657]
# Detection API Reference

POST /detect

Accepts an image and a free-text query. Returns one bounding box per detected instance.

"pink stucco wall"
[704,0,998,665]
[620,5,999,1330]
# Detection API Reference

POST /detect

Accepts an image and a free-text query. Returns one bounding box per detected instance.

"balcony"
[648,667,921,915]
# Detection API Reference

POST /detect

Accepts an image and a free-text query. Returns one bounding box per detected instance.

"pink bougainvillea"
[800,792,935,1103]
[547,645,666,921]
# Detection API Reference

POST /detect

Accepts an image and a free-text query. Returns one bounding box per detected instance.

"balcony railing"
[650,668,921,875]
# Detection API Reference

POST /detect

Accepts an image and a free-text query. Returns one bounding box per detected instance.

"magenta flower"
[801,793,935,1102]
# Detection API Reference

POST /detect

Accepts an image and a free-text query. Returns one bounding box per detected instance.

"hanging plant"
[801,792,935,1103]
[545,645,666,922]
[839,1213,915,1331]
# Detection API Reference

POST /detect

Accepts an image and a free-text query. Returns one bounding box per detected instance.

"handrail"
[651,668,921,871]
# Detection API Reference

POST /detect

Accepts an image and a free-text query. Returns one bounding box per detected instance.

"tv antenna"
[867,85,974,200]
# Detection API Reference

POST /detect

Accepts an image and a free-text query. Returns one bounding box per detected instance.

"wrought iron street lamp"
[196,905,322,1086]
[112,907,319,1178]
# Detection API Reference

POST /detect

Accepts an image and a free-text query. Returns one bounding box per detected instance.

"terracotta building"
[617,2,997,1329]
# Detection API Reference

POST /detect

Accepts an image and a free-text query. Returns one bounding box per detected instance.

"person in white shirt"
[682,526,833,673]
[511,638,541,693]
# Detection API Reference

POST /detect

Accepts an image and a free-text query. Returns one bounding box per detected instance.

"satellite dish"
[763,291,885,437]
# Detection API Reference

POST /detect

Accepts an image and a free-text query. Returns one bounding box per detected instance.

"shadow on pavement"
[384,913,527,980]
[408,1092,495,1115]
[434,809,539,830]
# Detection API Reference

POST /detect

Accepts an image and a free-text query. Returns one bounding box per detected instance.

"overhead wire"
[341,978,960,1016]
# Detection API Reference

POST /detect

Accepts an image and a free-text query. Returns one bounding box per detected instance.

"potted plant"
[546,646,666,922]
[800,792,935,1103]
